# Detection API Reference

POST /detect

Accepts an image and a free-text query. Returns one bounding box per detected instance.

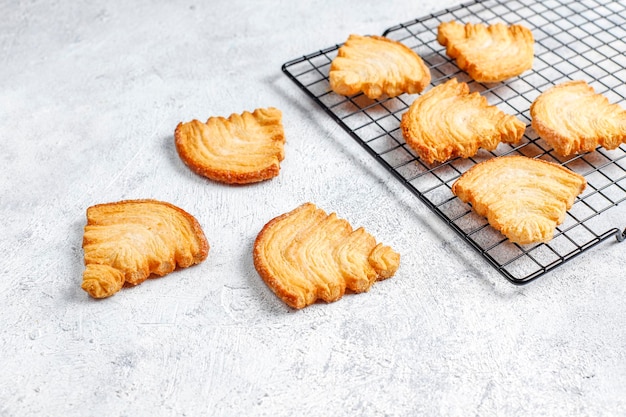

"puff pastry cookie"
[451,156,586,244]
[253,203,400,309]
[81,199,209,298]
[175,107,285,184]
[329,34,431,99]
[401,78,526,164]
[530,80,626,156]
[438,21,534,83]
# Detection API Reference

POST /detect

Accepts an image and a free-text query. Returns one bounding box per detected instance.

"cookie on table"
[253,203,400,309]
[81,199,209,298]
[401,78,526,164]
[530,80,626,156]
[438,21,534,83]
[175,107,285,184]
[451,156,586,244]
[329,34,431,99]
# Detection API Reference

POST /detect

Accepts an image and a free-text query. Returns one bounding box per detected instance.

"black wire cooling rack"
[282,0,626,284]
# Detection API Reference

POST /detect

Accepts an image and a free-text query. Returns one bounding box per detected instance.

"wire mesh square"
[282,0,626,284]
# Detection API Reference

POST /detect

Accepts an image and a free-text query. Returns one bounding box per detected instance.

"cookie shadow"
[66,217,91,303]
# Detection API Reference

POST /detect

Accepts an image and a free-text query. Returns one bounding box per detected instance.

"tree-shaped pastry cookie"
[401,78,525,164]
[438,21,534,83]
[175,107,285,184]
[253,203,400,309]
[329,34,431,99]
[452,156,586,244]
[81,199,209,298]
[530,80,626,156]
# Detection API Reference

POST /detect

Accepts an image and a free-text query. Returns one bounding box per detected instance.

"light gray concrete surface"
[1,0,626,416]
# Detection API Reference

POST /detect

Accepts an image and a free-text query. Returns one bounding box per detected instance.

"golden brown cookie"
[175,107,285,184]
[81,199,209,298]
[438,21,534,82]
[530,80,626,156]
[401,78,525,164]
[329,34,431,99]
[451,156,586,244]
[253,203,400,309]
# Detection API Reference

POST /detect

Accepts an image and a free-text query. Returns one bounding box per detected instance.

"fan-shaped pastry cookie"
[175,107,285,184]
[451,156,586,244]
[253,203,400,309]
[530,80,626,156]
[401,78,525,164]
[329,34,431,99]
[81,199,209,298]
[438,21,534,83]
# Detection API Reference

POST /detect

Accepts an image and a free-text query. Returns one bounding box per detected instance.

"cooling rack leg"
[616,228,626,242]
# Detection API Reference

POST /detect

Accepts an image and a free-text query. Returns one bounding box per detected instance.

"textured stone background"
[1,0,626,416]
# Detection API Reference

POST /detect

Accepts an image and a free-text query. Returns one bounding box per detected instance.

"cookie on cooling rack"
[81,199,209,298]
[175,107,285,184]
[401,78,525,164]
[329,34,431,99]
[530,80,626,157]
[253,203,400,309]
[438,21,534,83]
[451,155,586,244]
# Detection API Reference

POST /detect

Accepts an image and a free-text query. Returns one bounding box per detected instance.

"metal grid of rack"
[282,0,626,284]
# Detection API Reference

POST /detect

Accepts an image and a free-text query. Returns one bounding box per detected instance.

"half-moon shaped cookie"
[451,156,586,244]
[438,21,534,83]
[530,80,626,156]
[253,203,400,309]
[175,107,285,184]
[401,78,526,164]
[329,34,431,99]
[81,199,209,298]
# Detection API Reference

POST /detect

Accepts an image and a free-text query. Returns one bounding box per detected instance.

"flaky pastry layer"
[175,107,285,184]
[329,34,431,99]
[401,78,525,164]
[438,21,534,82]
[253,203,400,309]
[452,156,586,244]
[82,199,209,298]
[530,80,626,156]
